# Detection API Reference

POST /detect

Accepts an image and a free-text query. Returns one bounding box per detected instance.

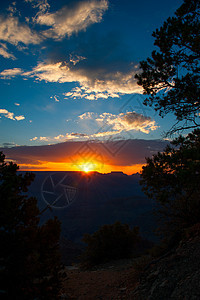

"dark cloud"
[0,139,168,167]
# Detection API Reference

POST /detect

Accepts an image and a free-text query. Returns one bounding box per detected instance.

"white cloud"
[22,61,142,99]
[30,136,38,141]
[65,132,88,139]
[54,134,64,140]
[28,110,157,144]
[23,62,87,82]
[0,54,142,98]
[0,108,25,121]
[0,109,15,120]
[79,112,96,120]
[91,130,121,138]
[96,111,158,134]
[0,0,107,56]
[36,0,108,39]
[0,68,23,78]
[39,136,49,141]
[0,15,41,46]
[15,115,25,121]
[0,43,16,59]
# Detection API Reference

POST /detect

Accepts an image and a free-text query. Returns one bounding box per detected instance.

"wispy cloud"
[0,43,16,59]
[0,68,23,78]
[39,136,49,141]
[69,54,86,65]
[50,95,59,102]
[79,112,96,120]
[7,2,18,16]
[29,110,157,144]
[29,132,89,142]
[25,0,50,17]
[0,15,41,46]
[1,142,17,148]
[36,0,108,39]
[0,108,25,121]
[0,0,108,58]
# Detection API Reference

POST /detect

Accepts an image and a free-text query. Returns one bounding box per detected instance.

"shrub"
[81,221,141,268]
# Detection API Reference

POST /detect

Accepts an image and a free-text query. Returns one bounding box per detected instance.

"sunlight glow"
[79,162,96,173]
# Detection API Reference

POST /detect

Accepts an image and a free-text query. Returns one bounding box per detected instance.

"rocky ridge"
[131,227,200,299]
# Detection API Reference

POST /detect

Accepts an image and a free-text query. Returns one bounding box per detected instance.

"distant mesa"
[109,171,127,176]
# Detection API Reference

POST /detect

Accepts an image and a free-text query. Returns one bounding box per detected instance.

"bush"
[81,221,141,268]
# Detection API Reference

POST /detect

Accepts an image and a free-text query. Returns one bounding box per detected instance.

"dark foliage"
[140,129,200,237]
[81,221,141,268]
[0,152,64,299]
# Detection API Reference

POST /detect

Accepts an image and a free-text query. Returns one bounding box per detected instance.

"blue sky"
[0,0,184,173]
[0,0,183,147]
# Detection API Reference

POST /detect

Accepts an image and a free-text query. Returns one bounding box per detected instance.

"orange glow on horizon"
[18,161,144,175]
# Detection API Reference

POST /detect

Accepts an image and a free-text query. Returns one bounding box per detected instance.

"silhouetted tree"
[135,0,200,134]
[0,152,63,299]
[140,129,200,237]
[81,221,141,267]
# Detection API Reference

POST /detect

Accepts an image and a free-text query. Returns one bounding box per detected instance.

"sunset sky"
[0,0,183,173]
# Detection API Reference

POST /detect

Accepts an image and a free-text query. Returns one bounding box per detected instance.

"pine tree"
[135,0,200,134]
[0,152,64,299]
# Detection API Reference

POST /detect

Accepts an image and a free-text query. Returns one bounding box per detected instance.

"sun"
[82,165,91,173]
[79,162,96,173]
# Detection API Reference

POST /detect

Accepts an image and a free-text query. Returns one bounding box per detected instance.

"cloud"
[0,15,41,46]
[79,112,96,120]
[25,0,50,15]
[54,132,89,141]
[0,0,107,55]
[36,0,108,39]
[0,109,15,120]
[0,68,23,78]
[0,108,25,121]
[28,109,157,145]
[30,137,38,141]
[79,111,158,134]
[12,60,141,99]
[15,115,25,121]
[54,95,59,102]
[7,2,18,16]
[91,130,121,138]
[39,136,49,141]
[1,142,16,148]
[0,43,16,59]
[0,139,168,168]
[96,111,158,134]
[69,54,86,65]
[54,134,64,140]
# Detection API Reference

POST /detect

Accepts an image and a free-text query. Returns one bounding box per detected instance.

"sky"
[0,0,183,173]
